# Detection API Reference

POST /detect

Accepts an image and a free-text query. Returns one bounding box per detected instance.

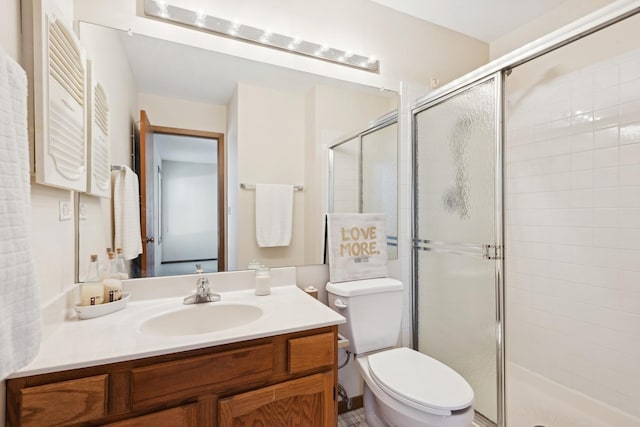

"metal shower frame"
[409,2,640,426]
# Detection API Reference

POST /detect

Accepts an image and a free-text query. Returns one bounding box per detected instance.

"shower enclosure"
[330,112,399,258]
[412,3,640,426]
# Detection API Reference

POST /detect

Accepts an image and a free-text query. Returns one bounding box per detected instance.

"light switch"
[59,200,72,221]
[78,202,88,220]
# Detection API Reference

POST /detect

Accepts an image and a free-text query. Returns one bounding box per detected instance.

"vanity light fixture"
[143,0,380,73]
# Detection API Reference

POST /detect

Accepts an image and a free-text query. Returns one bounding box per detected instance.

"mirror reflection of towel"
[111,166,143,260]
[255,184,293,247]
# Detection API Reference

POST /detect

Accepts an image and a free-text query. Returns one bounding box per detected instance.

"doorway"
[136,110,226,277]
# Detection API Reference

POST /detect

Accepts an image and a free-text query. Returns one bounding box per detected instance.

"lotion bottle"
[80,254,104,306]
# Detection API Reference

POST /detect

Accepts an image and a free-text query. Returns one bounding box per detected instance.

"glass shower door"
[413,75,501,424]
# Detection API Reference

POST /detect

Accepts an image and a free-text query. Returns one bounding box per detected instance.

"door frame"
[410,72,504,426]
[153,125,227,272]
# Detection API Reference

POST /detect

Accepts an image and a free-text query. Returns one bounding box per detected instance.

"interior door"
[413,75,502,424]
[139,110,155,277]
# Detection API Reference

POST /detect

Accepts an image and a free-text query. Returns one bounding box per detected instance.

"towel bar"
[240,183,303,191]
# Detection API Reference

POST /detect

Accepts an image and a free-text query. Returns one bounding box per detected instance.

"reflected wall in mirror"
[329,115,398,259]
[76,22,398,281]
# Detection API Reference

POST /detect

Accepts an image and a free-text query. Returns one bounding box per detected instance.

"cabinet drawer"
[131,343,274,407]
[19,374,108,426]
[103,404,197,427]
[288,332,335,374]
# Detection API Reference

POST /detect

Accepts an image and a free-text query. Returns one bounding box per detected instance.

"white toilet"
[326,278,474,427]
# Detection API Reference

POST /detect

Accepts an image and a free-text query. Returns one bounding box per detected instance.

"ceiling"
[116,29,395,105]
[111,1,570,105]
[369,0,567,42]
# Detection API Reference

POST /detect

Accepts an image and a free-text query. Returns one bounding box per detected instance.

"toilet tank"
[326,278,403,354]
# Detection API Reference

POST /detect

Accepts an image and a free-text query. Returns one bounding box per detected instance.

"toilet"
[326,278,474,427]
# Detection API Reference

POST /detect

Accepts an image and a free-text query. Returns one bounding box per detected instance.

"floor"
[339,407,490,427]
[338,408,365,427]
[156,259,218,276]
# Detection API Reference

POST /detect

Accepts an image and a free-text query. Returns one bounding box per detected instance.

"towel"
[111,166,143,260]
[255,184,294,247]
[0,48,42,380]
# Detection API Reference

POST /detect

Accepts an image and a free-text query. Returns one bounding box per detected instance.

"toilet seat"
[367,347,474,416]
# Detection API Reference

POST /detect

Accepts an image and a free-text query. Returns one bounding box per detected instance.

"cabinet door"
[102,404,197,427]
[219,372,335,427]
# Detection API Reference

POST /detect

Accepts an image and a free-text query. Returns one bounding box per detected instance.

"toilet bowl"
[326,278,475,427]
[357,348,474,427]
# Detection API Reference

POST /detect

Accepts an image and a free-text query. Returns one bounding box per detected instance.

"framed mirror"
[76,22,398,281]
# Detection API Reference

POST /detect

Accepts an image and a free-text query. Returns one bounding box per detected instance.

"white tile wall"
[505,49,640,419]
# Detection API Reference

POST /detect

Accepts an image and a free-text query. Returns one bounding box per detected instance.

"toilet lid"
[368,348,474,413]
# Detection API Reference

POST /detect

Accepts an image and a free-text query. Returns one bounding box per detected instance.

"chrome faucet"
[183,275,221,304]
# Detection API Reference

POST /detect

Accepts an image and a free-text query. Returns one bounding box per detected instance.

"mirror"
[329,116,399,260]
[76,22,398,281]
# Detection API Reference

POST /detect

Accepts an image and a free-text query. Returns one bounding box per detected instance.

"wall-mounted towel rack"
[111,165,126,171]
[240,183,304,191]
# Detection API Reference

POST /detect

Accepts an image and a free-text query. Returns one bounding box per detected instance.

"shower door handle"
[413,239,503,260]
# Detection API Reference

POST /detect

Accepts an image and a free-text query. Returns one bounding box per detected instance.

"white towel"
[111,166,143,260]
[255,184,294,247]
[0,48,42,380]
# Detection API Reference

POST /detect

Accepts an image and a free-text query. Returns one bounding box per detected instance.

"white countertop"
[11,285,345,378]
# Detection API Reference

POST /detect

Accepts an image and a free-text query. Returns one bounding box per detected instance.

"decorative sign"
[327,213,388,283]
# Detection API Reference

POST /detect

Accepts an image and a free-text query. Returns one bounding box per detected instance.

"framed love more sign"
[327,213,388,283]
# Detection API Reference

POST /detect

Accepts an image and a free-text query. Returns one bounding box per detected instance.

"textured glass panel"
[331,137,360,213]
[362,122,398,259]
[415,79,496,244]
[417,250,497,422]
[414,77,498,423]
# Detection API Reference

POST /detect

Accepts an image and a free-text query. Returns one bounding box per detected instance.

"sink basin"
[140,303,263,336]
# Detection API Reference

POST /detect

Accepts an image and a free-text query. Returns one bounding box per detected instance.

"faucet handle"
[196,276,210,295]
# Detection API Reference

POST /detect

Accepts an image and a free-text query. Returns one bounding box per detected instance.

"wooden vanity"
[6,326,337,426]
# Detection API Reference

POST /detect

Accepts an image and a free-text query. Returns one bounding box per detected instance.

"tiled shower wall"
[331,141,360,213]
[505,48,640,418]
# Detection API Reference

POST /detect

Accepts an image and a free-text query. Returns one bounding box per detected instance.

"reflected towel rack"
[240,183,304,191]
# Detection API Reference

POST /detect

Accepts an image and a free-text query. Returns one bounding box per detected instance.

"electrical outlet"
[59,200,72,221]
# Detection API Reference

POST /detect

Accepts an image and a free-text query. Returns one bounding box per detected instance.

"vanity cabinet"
[5,326,338,427]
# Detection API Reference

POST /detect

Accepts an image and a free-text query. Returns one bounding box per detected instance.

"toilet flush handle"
[333,299,348,309]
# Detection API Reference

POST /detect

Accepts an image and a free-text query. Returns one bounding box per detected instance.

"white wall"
[227,89,239,270]
[161,160,218,262]
[236,82,306,268]
[1,0,21,60]
[490,0,615,60]
[138,93,227,133]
